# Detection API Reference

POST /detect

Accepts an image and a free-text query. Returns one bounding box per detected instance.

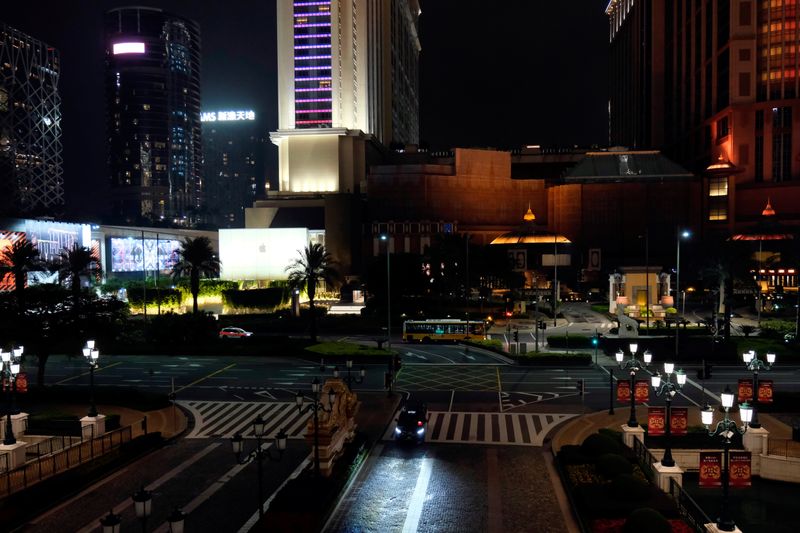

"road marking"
[54,361,123,385]
[182,401,309,439]
[175,363,237,394]
[402,457,434,533]
[384,411,577,446]
[232,457,311,533]
[487,449,502,533]
[74,443,220,533]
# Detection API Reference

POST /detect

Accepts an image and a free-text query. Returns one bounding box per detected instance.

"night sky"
[3,1,610,220]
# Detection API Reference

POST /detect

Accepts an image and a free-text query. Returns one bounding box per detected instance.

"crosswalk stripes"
[179,401,310,440]
[384,411,577,447]
[500,391,564,411]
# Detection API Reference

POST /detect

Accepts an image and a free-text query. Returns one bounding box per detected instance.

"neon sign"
[113,42,146,55]
[201,110,256,122]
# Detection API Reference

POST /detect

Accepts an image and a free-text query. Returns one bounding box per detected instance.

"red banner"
[730,451,752,487]
[671,407,688,436]
[758,380,773,404]
[635,380,649,404]
[738,379,753,403]
[617,381,630,403]
[16,373,27,393]
[648,407,666,435]
[699,452,722,488]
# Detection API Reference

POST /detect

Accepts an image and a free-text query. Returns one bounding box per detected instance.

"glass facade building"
[104,6,202,226]
[0,22,63,217]
[202,110,267,228]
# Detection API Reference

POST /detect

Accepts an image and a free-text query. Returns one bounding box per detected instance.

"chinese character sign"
[648,407,666,436]
[699,452,722,487]
[729,452,752,487]
[617,381,631,403]
[671,407,688,436]
[758,380,773,404]
[635,380,649,404]
[738,379,753,403]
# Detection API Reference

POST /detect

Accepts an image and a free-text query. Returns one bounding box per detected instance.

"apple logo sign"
[258,243,266,253]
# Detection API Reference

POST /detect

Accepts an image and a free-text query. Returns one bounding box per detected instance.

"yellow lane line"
[175,363,237,394]
[55,361,124,385]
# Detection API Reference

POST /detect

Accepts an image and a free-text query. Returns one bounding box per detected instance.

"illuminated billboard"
[219,228,308,281]
[110,237,181,272]
[201,110,256,122]
[113,42,146,55]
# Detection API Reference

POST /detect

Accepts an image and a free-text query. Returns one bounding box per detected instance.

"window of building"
[739,1,752,26]
[739,72,751,96]
[772,106,793,181]
[716,116,730,140]
[755,135,764,181]
[709,176,729,196]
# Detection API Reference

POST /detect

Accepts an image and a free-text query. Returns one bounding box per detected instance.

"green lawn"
[305,341,392,357]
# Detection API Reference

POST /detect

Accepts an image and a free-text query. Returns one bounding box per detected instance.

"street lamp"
[333,359,365,390]
[296,377,335,478]
[83,340,100,418]
[615,343,652,427]
[742,350,775,429]
[99,510,122,533]
[231,415,287,518]
[380,234,391,354]
[132,486,153,533]
[2,349,22,445]
[167,507,186,533]
[650,362,686,467]
[675,229,691,357]
[701,386,753,532]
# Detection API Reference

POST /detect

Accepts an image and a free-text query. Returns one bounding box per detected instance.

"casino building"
[104,6,203,226]
[201,109,268,228]
[0,22,63,217]
[247,0,422,276]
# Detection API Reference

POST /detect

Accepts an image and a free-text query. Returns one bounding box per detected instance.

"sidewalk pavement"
[551,406,793,452]
[54,402,189,439]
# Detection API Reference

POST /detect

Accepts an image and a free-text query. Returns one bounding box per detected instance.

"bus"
[402,319,487,343]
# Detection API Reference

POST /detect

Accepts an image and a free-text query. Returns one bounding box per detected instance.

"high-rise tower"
[255,0,421,274]
[0,22,63,217]
[270,0,421,194]
[104,6,202,226]
[607,0,800,233]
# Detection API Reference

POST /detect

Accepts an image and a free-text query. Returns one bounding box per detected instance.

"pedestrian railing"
[767,438,800,458]
[668,477,711,533]
[24,435,82,461]
[632,437,656,482]
[0,418,145,499]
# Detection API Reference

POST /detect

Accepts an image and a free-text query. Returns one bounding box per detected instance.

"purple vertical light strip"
[294,0,332,127]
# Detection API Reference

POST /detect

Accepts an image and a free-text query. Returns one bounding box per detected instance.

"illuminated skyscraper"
[0,22,63,217]
[202,109,267,228]
[607,0,800,232]
[104,6,202,226]
[256,0,421,274]
[271,0,421,194]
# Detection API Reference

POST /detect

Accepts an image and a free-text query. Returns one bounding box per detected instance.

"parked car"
[219,327,253,339]
[394,401,428,442]
[785,332,797,344]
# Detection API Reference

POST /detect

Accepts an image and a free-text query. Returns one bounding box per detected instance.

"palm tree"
[0,239,42,311]
[286,243,340,342]
[54,243,101,299]
[171,236,220,314]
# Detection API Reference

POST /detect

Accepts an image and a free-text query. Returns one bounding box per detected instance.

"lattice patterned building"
[0,22,64,217]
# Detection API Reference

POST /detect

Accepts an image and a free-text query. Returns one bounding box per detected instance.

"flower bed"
[557,431,696,532]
